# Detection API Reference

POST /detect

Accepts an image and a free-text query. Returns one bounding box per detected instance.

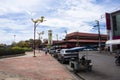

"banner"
[105,13,111,30]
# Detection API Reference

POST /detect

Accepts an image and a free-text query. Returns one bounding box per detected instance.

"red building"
[53,32,107,48]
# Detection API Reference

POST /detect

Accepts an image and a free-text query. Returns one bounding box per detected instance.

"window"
[112,14,120,36]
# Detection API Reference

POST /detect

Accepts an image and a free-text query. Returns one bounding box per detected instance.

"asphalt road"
[75,51,120,80]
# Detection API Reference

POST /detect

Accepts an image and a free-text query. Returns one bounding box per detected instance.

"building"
[106,10,120,52]
[48,30,53,45]
[54,32,107,49]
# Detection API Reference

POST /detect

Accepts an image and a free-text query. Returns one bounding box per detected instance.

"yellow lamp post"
[37,31,44,53]
[31,16,45,57]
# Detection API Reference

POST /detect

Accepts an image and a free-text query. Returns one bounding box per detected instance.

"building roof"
[66,32,107,37]
[67,39,106,43]
[111,10,120,15]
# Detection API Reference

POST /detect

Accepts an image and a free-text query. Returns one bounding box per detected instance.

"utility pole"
[64,30,68,48]
[94,20,101,53]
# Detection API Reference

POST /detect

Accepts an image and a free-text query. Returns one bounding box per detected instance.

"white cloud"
[42,0,104,34]
[0,0,48,15]
[0,0,119,44]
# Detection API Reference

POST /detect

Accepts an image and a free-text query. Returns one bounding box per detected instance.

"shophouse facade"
[106,10,120,52]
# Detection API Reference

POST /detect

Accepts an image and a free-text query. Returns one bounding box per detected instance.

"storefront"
[106,10,120,52]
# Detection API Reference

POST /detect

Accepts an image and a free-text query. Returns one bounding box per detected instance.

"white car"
[58,49,78,63]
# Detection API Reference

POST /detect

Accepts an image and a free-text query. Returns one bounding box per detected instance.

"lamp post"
[94,20,101,53]
[13,35,16,42]
[31,16,45,57]
[37,31,44,53]
[56,34,58,41]
[65,30,67,37]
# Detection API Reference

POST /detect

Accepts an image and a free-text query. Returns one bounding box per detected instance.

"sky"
[0,0,120,45]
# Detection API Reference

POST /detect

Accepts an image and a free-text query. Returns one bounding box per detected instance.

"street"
[78,51,120,80]
[63,51,120,80]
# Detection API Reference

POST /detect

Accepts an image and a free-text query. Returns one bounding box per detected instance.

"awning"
[106,39,120,45]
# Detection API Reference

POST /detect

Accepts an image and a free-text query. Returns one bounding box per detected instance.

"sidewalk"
[0,51,77,80]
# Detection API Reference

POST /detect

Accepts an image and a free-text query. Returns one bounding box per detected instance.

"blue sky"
[0,0,120,45]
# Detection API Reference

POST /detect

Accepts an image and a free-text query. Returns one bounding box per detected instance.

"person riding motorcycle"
[115,50,120,65]
[80,55,86,65]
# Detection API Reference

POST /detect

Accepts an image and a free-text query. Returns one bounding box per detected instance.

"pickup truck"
[58,47,85,63]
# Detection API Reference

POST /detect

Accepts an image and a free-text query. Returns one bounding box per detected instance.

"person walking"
[45,49,48,55]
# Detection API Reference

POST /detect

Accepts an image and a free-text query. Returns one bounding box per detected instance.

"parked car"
[49,48,56,55]
[49,46,61,56]
[58,48,79,63]
[53,49,61,58]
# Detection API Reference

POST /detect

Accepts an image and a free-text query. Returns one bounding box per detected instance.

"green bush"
[22,47,32,52]
[0,46,32,56]
[11,47,25,55]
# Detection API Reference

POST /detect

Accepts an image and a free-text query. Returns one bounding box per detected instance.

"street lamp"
[64,30,67,37]
[13,35,16,42]
[31,16,45,57]
[56,34,58,41]
[94,20,101,53]
[37,31,44,53]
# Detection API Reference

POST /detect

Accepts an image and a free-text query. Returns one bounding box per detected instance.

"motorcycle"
[115,55,120,66]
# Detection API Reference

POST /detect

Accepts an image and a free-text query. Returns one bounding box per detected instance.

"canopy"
[66,47,85,52]
[106,39,120,45]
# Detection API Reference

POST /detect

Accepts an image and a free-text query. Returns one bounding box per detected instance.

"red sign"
[105,13,111,30]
